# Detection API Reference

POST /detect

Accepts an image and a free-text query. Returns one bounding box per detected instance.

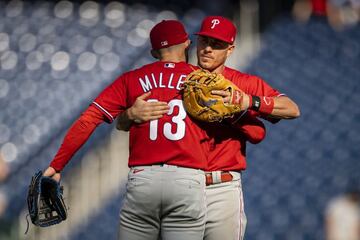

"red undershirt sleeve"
[231,111,266,144]
[237,74,284,124]
[49,105,106,172]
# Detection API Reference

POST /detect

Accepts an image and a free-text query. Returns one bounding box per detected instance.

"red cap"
[196,16,236,44]
[312,0,327,16]
[150,20,189,50]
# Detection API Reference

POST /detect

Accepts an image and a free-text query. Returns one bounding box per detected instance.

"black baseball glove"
[26,171,67,230]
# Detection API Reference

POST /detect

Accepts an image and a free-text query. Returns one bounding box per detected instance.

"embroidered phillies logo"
[211,19,220,29]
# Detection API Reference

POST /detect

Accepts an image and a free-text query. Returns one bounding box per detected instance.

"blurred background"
[0,0,359,239]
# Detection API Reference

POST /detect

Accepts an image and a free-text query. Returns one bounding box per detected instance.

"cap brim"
[195,32,233,44]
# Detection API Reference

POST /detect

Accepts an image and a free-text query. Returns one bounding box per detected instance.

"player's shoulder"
[223,66,261,81]
[224,66,254,78]
[127,62,157,75]
[108,62,160,88]
[114,62,157,81]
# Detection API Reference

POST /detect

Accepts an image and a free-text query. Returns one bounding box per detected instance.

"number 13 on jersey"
[149,99,186,141]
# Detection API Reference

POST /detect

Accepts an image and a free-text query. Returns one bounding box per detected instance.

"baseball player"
[195,16,300,240]
[43,20,213,240]
[119,16,300,240]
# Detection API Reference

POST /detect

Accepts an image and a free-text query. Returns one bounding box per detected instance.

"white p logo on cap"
[211,19,220,29]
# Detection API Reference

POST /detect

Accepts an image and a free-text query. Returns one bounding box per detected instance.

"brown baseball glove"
[182,69,244,122]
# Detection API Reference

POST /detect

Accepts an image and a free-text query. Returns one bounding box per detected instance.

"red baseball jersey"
[205,66,283,171]
[93,61,209,169]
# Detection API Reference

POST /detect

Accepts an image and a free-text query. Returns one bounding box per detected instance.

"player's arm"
[44,76,127,181]
[244,94,300,119]
[229,111,266,144]
[212,91,300,120]
[43,105,106,181]
[116,92,170,131]
[243,75,300,120]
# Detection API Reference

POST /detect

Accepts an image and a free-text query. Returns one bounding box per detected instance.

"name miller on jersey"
[138,72,187,92]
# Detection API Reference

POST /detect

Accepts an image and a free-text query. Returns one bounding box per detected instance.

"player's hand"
[211,90,231,103]
[127,92,170,123]
[43,166,61,182]
[211,90,250,110]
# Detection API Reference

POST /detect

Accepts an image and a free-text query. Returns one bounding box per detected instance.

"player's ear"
[184,39,191,49]
[226,45,235,57]
[151,49,160,59]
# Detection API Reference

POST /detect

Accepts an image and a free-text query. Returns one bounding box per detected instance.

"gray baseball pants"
[118,164,207,240]
[204,171,247,240]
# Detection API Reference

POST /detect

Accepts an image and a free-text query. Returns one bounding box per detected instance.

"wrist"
[231,91,250,111]
[243,94,250,109]
[249,96,274,115]
[126,107,142,124]
[47,165,61,174]
[126,108,135,121]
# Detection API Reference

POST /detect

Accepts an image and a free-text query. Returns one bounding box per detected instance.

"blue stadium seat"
[0,0,161,220]
[1,2,359,240]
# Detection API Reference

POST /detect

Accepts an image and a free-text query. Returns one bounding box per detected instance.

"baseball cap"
[196,16,236,44]
[150,20,189,50]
